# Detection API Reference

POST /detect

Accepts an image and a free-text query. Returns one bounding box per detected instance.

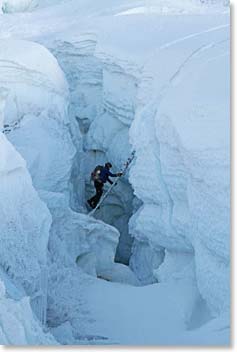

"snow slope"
[79,277,229,345]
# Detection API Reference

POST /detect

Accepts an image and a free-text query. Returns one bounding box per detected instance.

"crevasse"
[0,0,230,345]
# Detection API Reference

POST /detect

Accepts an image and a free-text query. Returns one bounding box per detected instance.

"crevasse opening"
[51,38,140,266]
[0,0,230,345]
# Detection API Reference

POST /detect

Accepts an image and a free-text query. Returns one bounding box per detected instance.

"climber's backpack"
[91,165,104,182]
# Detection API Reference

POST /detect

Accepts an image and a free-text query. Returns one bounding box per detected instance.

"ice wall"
[0,135,50,317]
[1,36,141,344]
[0,38,76,331]
[84,51,141,264]
[1,37,140,343]
[51,36,136,264]
[0,0,230,344]
[50,35,103,210]
[37,191,139,343]
[0,39,76,197]
[0,89,52,325]
[42,190,139,283]
[0,279,56,345]
[129,24,230,317]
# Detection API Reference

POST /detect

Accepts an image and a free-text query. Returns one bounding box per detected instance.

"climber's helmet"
[105,162,112,169]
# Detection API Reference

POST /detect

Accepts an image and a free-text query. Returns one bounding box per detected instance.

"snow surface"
[0,0,230,346]
[2,0,38,13]
[0,278,56,345]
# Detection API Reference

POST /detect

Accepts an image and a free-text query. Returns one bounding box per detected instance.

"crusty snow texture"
[129,23,230,317]
[2,0,38,13]
[0,279,56,345]
[0,0,230,346]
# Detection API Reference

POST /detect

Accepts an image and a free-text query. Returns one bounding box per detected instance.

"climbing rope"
[88,151,136,216]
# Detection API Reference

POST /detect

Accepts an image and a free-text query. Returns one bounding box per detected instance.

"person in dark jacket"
[87,162,122,209]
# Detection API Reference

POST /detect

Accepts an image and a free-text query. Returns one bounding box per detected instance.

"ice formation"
[2,0,38,13]
[129,24,230,318]
[0,39,75,195]
[0,278,56,345]
[0,90,55,344]
[0,0,230,346]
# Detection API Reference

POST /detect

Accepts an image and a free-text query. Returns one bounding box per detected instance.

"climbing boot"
[87,199,94,209]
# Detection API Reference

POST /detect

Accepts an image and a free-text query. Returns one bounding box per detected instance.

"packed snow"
[0,0,230,346]
[2,0,38,13]
[0,277,56,345]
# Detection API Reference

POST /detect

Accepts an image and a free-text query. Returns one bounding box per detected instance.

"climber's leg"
[88,181,103,208]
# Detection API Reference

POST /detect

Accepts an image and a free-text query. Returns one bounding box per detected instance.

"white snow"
[0,0,230,346]
[0,39,68,126]
[0,278,56,345]
[2,0,38,13]
[129,21,230,317]
[0,39,76,196]
[0,131,51,314]
[40,191,140,284]
[0,90,53,338]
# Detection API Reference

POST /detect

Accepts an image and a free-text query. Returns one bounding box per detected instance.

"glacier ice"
[129,22,230,316]
[0,87,53,338]
[41,191,140,284]
[0,278,56,345]
[0,0,230,346]
[2,0,38,13]
[0,39,76,196]
[0,130,51,322]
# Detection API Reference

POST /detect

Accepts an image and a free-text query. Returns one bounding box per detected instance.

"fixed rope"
[88,151,136,216]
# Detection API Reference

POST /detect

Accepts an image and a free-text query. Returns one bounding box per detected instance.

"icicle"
[30,264,48,327]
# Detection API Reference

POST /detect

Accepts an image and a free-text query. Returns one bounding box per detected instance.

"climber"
[87,162,123,209]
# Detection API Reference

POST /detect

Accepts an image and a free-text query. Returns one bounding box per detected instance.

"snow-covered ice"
[2,0,38,13]
[129,21,230,316]
[0,278,56,345]
[0,0,230,346]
